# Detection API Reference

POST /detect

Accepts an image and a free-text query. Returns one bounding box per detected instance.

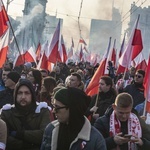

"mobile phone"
[123,134,132,138]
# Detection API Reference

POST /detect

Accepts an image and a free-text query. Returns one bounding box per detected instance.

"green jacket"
[1,103,51,150]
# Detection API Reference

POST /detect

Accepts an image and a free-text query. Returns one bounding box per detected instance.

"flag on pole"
[0,0,8,37]
[85,37,111,96]
[144,56,150,113]
[134,52,147,71]
[79,45,83,61]
[118,15,142,74]
[48,19,61,63]
[119,33,126,58]
[58,35,67,63]
[79,37,87,45]
[0,28,9,68]
[24,47,37,63]
[36,42,41,61]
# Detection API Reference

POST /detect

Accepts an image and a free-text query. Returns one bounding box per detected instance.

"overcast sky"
[4,0,150,48]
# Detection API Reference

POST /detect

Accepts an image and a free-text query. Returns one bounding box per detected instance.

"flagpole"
[2,0,24,63]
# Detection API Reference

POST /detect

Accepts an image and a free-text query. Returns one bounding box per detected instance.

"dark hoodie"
[13,78,37,115]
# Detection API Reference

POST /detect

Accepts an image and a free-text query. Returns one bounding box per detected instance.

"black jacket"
[0,88,14,108]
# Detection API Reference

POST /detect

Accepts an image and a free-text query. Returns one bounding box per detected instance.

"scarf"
[110,111,142,150]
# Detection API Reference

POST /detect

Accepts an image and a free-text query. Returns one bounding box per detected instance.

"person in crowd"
[84,67,93,89]
[1,79,51,150]
[116,71,133,92]
[0,71,20,108]
[0,68,11,91]
[68,72,84,90]
[0,119,7,150]
[86,76,117,124]
[94,93,150,150]
[27,68,42,99]
[40,69,49,78]
[129,66,136,78]
[41,87,107,150]
[52,66,66,84]
[23,62,32,74]
[123,69,145,107]
[40,76,56,107]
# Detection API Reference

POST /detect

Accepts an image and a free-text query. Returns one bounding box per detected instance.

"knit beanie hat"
[54,87,91,114]
[7,71,20,83]
[54,88,69,106]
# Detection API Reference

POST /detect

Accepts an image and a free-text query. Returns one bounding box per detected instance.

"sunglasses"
[52,104,68,112]
[135,75,142,78]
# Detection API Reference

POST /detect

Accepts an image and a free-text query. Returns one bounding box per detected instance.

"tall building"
[9,0,63,60]
[89,7,122,56]
[126,2,150,59]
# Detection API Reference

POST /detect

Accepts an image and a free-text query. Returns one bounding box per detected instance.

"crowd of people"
[0,59,149,150]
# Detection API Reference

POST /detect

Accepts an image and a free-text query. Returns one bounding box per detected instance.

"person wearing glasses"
[123,69,145,107]
[1,79,51,150]
[41,87,107,150]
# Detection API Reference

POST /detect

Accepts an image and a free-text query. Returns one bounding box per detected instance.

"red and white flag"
[119,34,126,58]
[144,56,150,114]
[0,0,8,37]
[79,37,87,45]
[79,45,83,61]
[36,42,41,61]
[24,47,37,64]
[85,38,111,96]
[59,35,67,63]
[134,52,147,71]
[13,50,25,67]
[0,28,9,68]
[118,15,142,74]
[48,19,61,63]
[68,47,73,59]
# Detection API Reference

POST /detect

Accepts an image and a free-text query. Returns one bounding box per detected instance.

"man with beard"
[41,87,107,150]
[1,79,51,150]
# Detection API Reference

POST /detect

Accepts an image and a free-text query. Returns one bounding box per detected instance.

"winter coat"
[123,83,145,107]
[41,117,107,150]
[94,106,150,150]
[86,90,116,124]
[0,88,14,108]
[1,103,51,150]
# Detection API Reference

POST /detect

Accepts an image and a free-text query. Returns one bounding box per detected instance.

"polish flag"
[68,47,73,58]
[85,38,110,96]
[134,52,147,71]
[37,52,52,71]
[119,34,126,58]
[59,35,67,63]
[0,0,8,37]
[144,56,150,114]
[79,45,83,61]
[24,47,37,64]
[0,29,9,68]
[118,15,142,74]
[13,51,25,67]
[48,19,61,63]
[36,42,41,61]
[79,37,87,45]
